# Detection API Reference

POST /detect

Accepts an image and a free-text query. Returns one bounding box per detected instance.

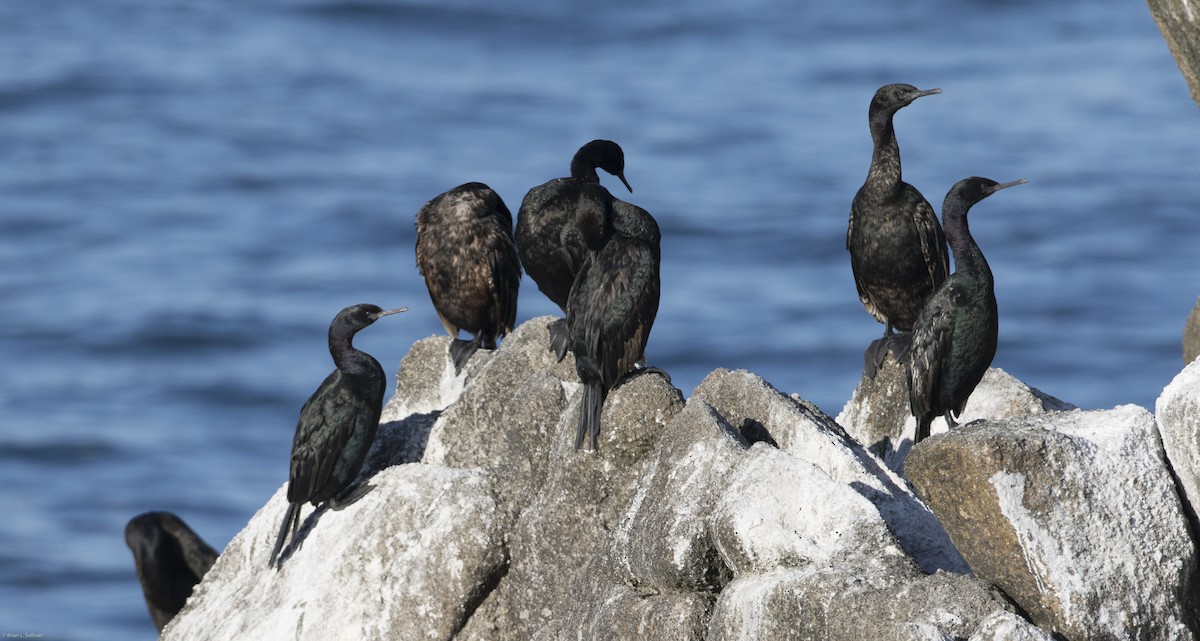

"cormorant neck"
[943,208,991,283]
[329,327,376,379]
[569,156,601,183]
[867,110,902,189]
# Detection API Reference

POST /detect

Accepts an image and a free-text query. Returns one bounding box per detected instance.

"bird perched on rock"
[907,176,1026,443]
[516,140,632,360]
[568,197,661,450]
[125,511,219,632]
[415,182,521,374]
[847,84,947,370]
[269,303,407,567]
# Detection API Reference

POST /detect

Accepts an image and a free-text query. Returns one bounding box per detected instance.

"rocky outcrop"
[163,316,1200,641]
[906,407,1197,640]
[837,351,1074,473]
[1147,0,1200,106]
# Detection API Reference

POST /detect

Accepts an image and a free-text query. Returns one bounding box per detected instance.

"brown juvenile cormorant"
[568,198,661,450]
[269,303,407,567]
[125,511,219,632]
[515,140,632,360]
[907,176,1026,443]
[415,182,521,374]
[848,84,947,367]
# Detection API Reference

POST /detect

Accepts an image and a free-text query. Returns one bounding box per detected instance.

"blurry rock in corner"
[1185,297,1200,364]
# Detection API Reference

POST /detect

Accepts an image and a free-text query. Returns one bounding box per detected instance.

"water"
[1,0,1197,637]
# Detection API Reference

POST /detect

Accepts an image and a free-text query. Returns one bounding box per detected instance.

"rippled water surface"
[2,1,1198,637]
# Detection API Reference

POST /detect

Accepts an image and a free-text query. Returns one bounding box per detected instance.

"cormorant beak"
[913,87,942,100]
[617,172,633,193]
[986,178,1028,194]
[372,307,408,320]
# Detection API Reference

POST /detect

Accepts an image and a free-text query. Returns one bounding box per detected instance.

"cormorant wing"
[846,195,882,321]
[287,370,356,505]
[911,194,950,291]
[907,284,957,423]
[571,238,660,387]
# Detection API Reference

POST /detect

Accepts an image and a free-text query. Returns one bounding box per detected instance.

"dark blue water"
[2,1,1197,637]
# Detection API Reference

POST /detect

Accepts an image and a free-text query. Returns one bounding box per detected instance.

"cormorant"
[125,511,219,632]
[415,182,521,374]
[907,176,1026,443]
[568,198,661,450]
[269,303,406,567]
[515,140,632,360]
[848,84,947,366]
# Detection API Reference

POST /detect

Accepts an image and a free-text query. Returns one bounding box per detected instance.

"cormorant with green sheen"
[269,304,406,567]
[516,140,632,360]
[848,84,946,369]
[568,198,661,450]
[415,182,521,374]
[907,177,1026,443]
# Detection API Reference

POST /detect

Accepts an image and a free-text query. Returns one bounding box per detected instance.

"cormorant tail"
[548,318,570,362]
[449,338,480,374]
[575,382,605,451]
[269,501,301,569]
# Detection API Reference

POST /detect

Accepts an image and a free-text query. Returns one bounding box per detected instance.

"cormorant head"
[334,304,408,334]
[946,176,1028,211]
[572,139,633,193]
[871,83,941,115]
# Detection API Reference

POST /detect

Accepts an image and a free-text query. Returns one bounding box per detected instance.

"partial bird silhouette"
[125,511,219,632]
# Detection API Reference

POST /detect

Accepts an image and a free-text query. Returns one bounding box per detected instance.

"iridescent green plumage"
[269,304,406,567]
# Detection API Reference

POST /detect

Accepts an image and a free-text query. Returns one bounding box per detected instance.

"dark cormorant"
[848,84,947,345]
[415,182,521,374]
[269,303,407,567]
[515,140,632,360]
[125,511,219,632]
[568,198,661,450]
[907,176,1026,443]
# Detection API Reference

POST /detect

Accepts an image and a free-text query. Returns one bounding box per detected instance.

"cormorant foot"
[548,318,570,362]
[863,333,913,379]
[449,338,480,375]
[330,482,374,509]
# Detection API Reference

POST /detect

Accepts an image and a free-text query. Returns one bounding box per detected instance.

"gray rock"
[694,368,970,575]
[613,399,744,592]
[968,611,1057,641]
[161,465,506,641]
[1185,297,1200,364]
[179,317,1200,641]
[1157,356,1200,554]
[707,567,1013,641]
[905,408,1197,640]
[1147,0,1200,106]
[837,358,1073,473]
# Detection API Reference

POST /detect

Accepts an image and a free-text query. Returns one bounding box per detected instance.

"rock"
[1147,0,1200,106]
[694,368,969,575]
[707,567,1014,641]
[837,357,1074,473]
[968,611,1057,641]
[1157,356,1200,543]
[166,316,1200,641]
[1185,297,1200,364]
[161,465,506,641]
[905,407,1198,640]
